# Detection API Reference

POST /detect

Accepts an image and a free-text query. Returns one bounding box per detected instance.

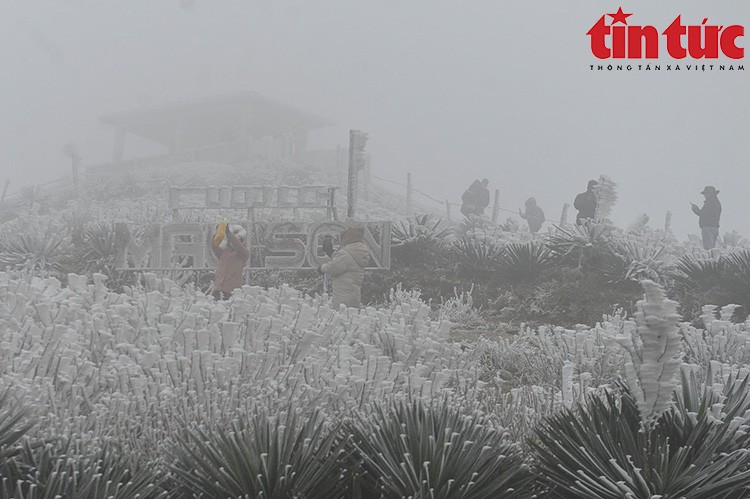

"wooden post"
[406,172,413,217]
[560,203,569,226]
[1,180,9,203]
[363,153,371,201]
[445,199,451,221]
[491,189,500,223]
[71,153,81,191]
[328,187,338,221]
[347,131,358,219]
[664,210,672,233]
[336,145,344,188]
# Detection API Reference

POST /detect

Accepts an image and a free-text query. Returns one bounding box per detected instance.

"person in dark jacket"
[519,197,545,233]
[691,185,722,250]
[460,178,490,216]
[211,224,250,300]
[574,180,598,225]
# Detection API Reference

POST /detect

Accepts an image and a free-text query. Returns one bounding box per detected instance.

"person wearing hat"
[318,225,370,308]
[519,197,545,233]
[211,223,250,300]
[574,180,598,225]
[691,186,722,250]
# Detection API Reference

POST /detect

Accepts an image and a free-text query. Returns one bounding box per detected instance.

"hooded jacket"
[321,227,369,308]
[520,200,545,233]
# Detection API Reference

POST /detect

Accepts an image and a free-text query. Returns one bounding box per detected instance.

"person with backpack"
[460,178,490,216]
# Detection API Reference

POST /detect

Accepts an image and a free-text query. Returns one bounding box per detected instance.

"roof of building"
[99,90,335,147]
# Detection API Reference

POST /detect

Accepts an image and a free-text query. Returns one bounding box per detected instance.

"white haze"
[0,0,748,238]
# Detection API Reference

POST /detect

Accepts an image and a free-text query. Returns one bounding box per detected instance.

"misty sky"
[1,1,748,238]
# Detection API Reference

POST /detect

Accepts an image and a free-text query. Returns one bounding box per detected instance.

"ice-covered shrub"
[170,408,346,499]
[681,304,750,367]
[531,368,750,499]
[482,321,625,390]
[495,241,555,284]
[346,397,534,499]
[0,232,64,274]
[391,214,453,268]
[452,235,504,279]
[616,280,683,427]
[2,440,166,499]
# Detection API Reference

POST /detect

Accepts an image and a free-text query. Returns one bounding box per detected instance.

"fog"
[1,0,748,237]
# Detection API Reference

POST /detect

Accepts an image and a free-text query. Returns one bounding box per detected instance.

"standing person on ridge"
[691,185,722,250]
[318,225,369,308]
[460,178,490,216]
[519,197,545,233]
[211,223,250,300]
[574,179,598,225]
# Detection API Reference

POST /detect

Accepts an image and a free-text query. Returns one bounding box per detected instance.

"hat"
[701,185,719,195]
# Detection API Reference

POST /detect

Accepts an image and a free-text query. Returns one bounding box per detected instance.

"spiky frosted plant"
[346,397,534,499]
[0,387,34,464]
[593,174,617,221]
[615,280,682,428]
[3,440,166,499]
[170,408,347,499]
[530,368,750,499]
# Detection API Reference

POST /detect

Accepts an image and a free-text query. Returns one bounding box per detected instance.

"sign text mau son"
[114,221,391,271]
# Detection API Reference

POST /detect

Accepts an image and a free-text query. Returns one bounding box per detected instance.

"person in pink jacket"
[211,224,249,300]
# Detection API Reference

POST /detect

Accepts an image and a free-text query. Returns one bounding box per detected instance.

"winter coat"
[320,241,369,308]
[212,235,250,294]
[521,205,545,233]
[692,195,722,228]
[574,190,597,223]
[461,181,490,216]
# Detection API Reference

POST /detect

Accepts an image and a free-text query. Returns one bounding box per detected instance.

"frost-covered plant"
[452,235,504,279]
[601,236,668,285]
[346,397,534,499]
[0,386,33,463]
[616,280,682,427]
[3,439,165,499]
[593,174,617,221]
[483,322,625,391]
[0,232,64,274]
[495,241,555,284]
[546,222,612,269]
[390,214,453,268]
[170,408,346,499]
[530,368,750,499]
[438,286,480,324]
[680,304,750,367]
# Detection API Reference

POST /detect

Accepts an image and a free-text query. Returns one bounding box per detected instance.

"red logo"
[587,7,744,59]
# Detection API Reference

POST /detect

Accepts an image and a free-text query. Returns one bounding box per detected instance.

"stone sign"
[114,221,390,271]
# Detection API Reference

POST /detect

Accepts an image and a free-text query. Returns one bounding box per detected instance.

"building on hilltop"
[86,90,335,175]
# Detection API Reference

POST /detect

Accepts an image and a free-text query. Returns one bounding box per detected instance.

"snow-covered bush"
[531,368,750,498]
[346,396,534,498]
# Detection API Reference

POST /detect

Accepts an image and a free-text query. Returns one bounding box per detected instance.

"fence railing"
[370,172,563,225]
